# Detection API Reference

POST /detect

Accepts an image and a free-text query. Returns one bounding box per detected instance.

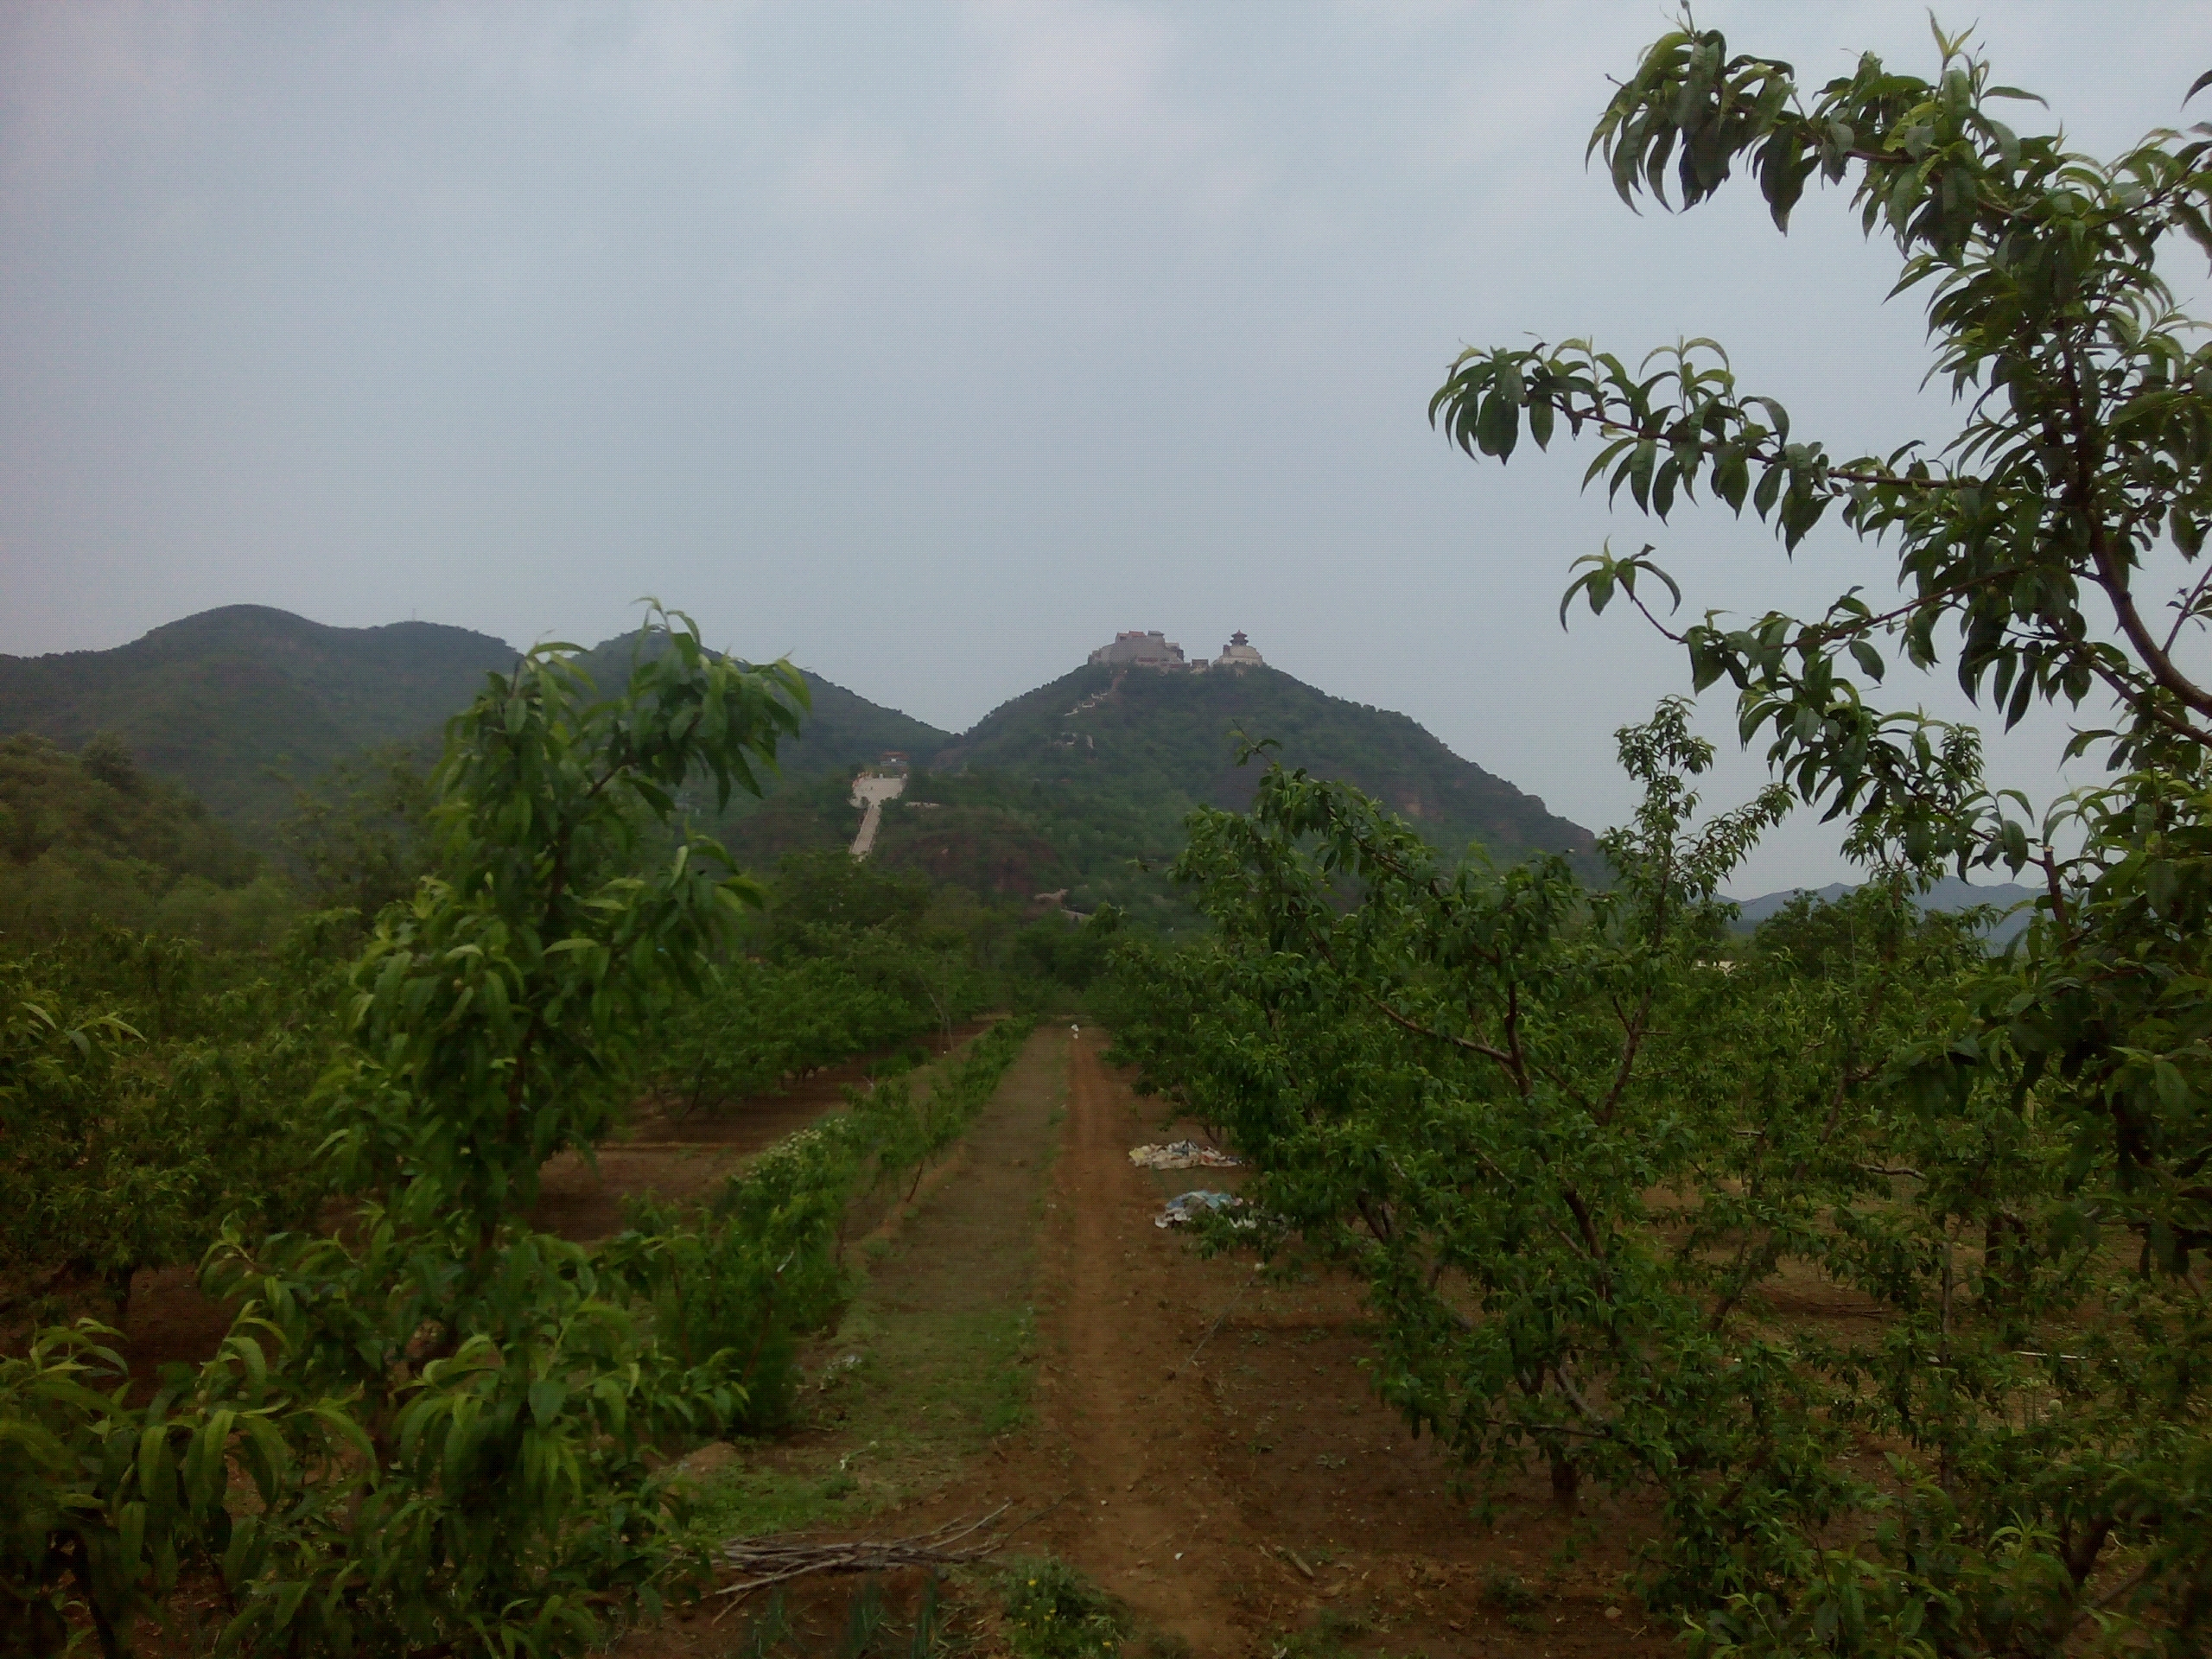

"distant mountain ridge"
[0,607,952,849]
[1,609,1592,911]
[1731,876,2038,944]
[940,660,1592,863]
[0,607,518,844]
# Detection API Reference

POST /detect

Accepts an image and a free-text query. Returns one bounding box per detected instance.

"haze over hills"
[0,607,518,845]
[0,608,1592,918]
[945,658,1592,862]
[1730,876,2039,944]
[0,607,952,849]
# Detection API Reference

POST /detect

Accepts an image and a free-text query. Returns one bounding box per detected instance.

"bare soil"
[660,1032,1681,1657]
[102,1023,1714,1655]
[935,1032,1675,1656]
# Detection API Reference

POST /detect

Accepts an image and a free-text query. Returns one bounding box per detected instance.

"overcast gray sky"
[4,1,2208,892]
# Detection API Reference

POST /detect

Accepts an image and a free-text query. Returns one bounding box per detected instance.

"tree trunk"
[1549,1448,1580,1510]
[105,1263,135,1330]
[1982,1210,2030,1303]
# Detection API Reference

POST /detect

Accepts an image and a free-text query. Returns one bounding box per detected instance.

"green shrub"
[608,1117,869,1433]
[997,1556,1126,1659]
[607,1017,1035,1433]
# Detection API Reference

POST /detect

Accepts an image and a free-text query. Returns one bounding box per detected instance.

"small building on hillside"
[1084,628,1263,671]
[1215,631,1264,670]
[1088,630,1187,668]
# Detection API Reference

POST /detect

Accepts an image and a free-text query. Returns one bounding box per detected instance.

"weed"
[1479,1564,1541,1632]
[721,1576,959,1656]
[1268,1607,1372,1659]
[997,1555,1126,1658]
[1478,1566,1535,1613]
[836,1576,887,1656]
[906,1577,946,1658]
[732,1592,795,1657]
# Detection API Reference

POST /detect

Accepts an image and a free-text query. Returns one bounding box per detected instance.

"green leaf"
[529,1378,569,1425]
[1528,396,1555,450]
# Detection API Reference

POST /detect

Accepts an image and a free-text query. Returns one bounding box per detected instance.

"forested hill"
[1732,876,2038,944]
[1,612,1589,920]
[938,662,1595,864]
[0,606,518,843]
[571,633,950,782]
[0,609,950,848]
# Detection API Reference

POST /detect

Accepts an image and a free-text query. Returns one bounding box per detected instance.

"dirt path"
[950,1033,1673,1657]
[624,1027,1071,1656]
[1042,1029,1249,1646]
[620,1028,1678,1655]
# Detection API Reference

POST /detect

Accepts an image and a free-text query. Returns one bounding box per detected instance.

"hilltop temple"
[1086,629,1265,671]
[1216,630,1263,669]
[1089,629,1187,667]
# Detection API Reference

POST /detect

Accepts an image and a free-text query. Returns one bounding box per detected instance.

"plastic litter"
[1155,1190,1242,1228]
[1128,1140,1241,1170]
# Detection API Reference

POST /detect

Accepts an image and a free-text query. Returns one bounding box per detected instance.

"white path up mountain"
[848,772,906,859]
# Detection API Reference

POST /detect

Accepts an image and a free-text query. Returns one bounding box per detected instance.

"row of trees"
[0,733,290,949]
[3,780,1088,1342]
[1112,22,2210,1655]
[1,613,1043,1657]
[0,928,335,1325]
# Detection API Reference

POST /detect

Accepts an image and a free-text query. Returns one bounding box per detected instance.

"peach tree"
[1115,20,2212,1656]
[3,608,810,1657]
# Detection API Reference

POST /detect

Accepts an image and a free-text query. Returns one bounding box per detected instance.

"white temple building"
[1215,630,1264,670]
[1084,628,1265,671]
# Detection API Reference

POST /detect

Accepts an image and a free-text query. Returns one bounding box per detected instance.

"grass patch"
[689,1296,1040,1537]
[721,1575,955,1656]
[689,1031,1058,1541]
[687,1452,868,1540]
[996,1556,1127,1658]
[1478,1565,1541,1633]
[1266,1607,1375,1659]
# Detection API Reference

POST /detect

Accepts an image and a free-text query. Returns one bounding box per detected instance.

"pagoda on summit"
[1214,631,1263,670]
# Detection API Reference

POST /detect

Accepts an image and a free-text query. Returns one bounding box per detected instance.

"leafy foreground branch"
[0,609,1029,1659]
[1115,17,2212,1657]
[1109,702,2209,1656]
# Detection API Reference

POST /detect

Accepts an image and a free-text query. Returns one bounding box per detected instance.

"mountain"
[569,634,950,784]
[1731,876,2038,944]
[753,659,1601,925]
[0,606,519,845]
[0,609,950,851]
[938,660,1594,862]
[2,611,1593,926]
